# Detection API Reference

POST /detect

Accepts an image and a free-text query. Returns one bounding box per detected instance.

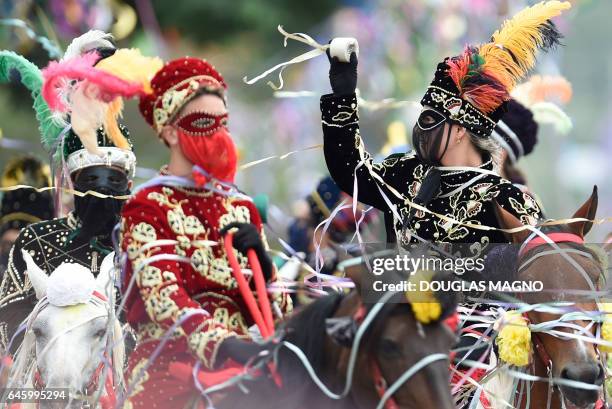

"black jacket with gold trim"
[320,92,542,248]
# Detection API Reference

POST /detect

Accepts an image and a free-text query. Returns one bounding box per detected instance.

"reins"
[28,290,117,409]
[516,231,606,408]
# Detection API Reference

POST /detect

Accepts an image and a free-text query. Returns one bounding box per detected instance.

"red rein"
[224,233,282,387]
[223,233,274,337]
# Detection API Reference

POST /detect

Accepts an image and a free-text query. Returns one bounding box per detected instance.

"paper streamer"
[329,37,359,63]
[273,89,421,112]
[243,25,328,90]
[0,183,609,234]
[238,144,322,170]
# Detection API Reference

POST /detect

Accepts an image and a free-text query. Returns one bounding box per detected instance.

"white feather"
[530,102,573,135]
[62,30,115,61]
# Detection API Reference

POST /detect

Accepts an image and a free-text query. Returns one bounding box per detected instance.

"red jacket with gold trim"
[120,183,291,370]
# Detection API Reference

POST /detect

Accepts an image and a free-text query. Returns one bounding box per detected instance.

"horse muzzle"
[559,361,604,408]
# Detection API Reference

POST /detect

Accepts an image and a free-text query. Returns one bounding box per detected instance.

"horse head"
[12,250,123,407]
[495,186,604,408]
[323,258,458,409]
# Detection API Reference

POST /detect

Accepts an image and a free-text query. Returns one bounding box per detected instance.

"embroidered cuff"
[187,321,237,370]
[320,93,359,126]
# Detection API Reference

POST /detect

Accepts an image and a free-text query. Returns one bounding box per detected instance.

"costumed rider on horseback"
[0,31,135,354]
[320,0,571,403]
[320,13,567,248]
[121,57,292,409]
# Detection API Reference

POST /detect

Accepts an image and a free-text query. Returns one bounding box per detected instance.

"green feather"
[0,50,65,158]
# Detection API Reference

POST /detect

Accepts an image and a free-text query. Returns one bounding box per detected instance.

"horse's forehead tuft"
[47,262,96,306]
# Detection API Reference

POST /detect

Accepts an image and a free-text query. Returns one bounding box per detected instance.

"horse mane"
[110,316,125,390]
[277,292,344,385]
[7,314,37,389]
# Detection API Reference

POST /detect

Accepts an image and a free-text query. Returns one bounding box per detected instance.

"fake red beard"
[176,112,238,184]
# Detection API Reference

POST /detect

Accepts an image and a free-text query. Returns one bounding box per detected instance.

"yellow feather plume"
[95,48,163,93]
[104,98,129,150]
[479,1,571,90]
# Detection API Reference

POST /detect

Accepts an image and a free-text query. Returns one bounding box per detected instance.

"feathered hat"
[0,51,64,148]
[419,1,571,137]
[0,156,54,236]
[138,57,227,132]
[40,31,162,175]
[492,74,573,164]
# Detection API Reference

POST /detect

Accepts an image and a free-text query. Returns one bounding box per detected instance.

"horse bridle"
[30,290,117,409]
[351,303,459,409]
[518,232,585,370]
[517,231,606,407]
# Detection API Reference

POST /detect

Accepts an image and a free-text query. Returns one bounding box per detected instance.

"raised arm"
[321,50,420,212]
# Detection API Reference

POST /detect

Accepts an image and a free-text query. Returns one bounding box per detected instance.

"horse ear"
[344,264,363,293]
[569,186,598,238]
[96,251,116,295]
[22,250,48,299]
[494,201,531,244]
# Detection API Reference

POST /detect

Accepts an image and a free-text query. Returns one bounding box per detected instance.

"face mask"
[175,111,237,184]
[412,108,452,166]
[72,166,130,238]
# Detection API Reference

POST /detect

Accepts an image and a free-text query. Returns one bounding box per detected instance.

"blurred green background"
[0,0,610,241]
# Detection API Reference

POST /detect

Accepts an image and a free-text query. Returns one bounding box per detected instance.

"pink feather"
[42,52,145,112]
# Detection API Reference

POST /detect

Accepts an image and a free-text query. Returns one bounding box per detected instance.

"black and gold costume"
[320,93,542,247]
[0,212,113,351]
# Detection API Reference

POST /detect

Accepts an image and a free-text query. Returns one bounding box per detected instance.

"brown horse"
[213,264,458,409]
[491,186,606,409]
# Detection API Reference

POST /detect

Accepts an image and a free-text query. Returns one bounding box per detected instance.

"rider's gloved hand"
[220,222,273,281]
[327,45,358,96]
[216,336,274,366]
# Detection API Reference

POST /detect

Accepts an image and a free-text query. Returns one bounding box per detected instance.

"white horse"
[6,250,124,408]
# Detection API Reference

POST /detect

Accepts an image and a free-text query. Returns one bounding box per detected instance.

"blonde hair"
[468,132,503,173]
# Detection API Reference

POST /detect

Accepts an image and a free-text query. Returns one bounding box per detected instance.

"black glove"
[220,222,273,281]
[326,46,358,96]
[216,336,274,367]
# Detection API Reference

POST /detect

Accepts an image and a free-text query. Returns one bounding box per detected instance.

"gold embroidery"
[213,307,229,325]
[218,203,251,230]
[138,265,163,288]
[132,222,157,243]
[187,324,235,369]
[168,208,186,235]
[127,358,150,397]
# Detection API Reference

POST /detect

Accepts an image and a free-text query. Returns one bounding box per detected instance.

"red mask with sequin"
[175,111,237,183]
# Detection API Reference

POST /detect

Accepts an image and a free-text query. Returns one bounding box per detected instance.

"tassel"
[406,269,443,324]
[600,303,612,353]
[496,311,531,366]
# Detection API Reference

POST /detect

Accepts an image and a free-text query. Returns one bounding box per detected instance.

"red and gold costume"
[121,58,291,409]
